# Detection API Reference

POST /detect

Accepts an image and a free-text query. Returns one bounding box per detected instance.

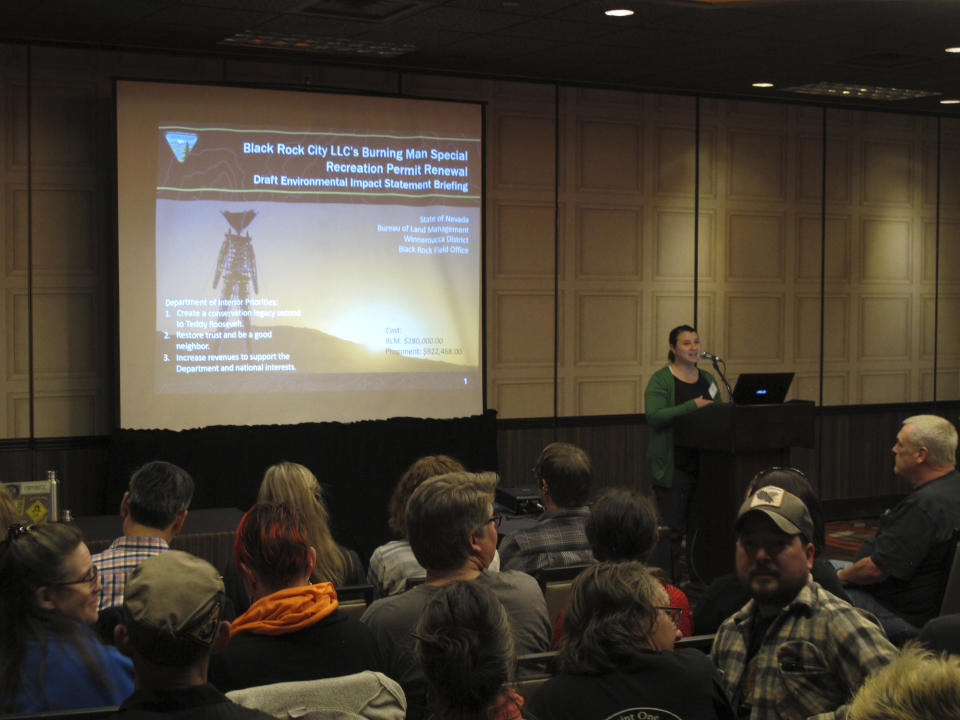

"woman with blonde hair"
[259,461,366,586]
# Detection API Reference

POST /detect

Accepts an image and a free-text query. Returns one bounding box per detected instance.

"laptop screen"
[731,372,794,405]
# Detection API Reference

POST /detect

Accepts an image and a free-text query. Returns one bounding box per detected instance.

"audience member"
[529,561,734,720]
[838,414,960,642]
[548,487,692,645]
[259,461,366,586]
[586,487,691,635]
[695,466,849,634]
[368,454,465,597]
[499,442,595,573]
[0,523,134,713]
[361,471,550,720]
[93,460,194,612]
[848,643,960,720]
[712,486,897,720]
[415,581,523,720]
[114,550,273,720]
[209,503,381,691]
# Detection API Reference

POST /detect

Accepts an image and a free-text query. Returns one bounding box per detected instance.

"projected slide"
[118,81,483,429]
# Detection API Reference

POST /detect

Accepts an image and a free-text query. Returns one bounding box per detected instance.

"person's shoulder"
[648,365,673,384]
[484,569,541,592]
[361,583,431,623]
[668,647,715,671]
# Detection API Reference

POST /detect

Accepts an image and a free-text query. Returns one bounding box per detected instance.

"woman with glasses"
[529,561,734,720]
[0,523,134,713]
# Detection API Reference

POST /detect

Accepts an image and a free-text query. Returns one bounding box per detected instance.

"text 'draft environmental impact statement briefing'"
[117,81,484,429]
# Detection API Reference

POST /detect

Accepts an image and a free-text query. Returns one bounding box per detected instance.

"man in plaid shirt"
[499,442,595,574]
[712,484,897,720]
[92,461,194,611]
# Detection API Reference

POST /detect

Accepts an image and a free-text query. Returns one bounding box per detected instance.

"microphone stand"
[711,357,734,403]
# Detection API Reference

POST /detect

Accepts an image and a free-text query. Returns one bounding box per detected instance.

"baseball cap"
[122,550,225,665]
[735,485,814,542]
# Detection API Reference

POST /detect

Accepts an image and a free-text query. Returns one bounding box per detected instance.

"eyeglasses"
[655,606,683,628]
[54,564,98,588]
[487,514,503,529]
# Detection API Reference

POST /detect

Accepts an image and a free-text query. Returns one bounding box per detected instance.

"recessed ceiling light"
[605,9,635,17]
[946,47,960,54]
[752,82,774,88]
[941,99,960,105]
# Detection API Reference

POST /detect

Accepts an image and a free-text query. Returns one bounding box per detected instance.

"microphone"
[701,351,722,361]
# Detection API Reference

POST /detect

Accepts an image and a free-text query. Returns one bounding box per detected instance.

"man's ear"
[114,623,134,658]
[170,509,188,535]
[804,542,815,571]
[34,585,57,611]
[467,527,484,556]
[211,621,231,654]
[119,491,131,519]
[916,445,930,464]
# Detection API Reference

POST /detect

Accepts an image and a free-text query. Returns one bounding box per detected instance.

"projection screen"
[117,80,484,430]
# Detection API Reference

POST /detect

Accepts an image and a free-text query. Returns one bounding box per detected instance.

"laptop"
[731,372,794,405]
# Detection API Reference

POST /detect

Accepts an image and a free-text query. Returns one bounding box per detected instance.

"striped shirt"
[367,539,425,598]
[711,578,898,720]
[92,535,169,611]
[367,539,501,598]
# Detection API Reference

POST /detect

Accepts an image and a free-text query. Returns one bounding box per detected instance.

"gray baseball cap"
[735,485,814,542]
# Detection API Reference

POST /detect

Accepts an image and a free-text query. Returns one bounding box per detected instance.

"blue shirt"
[6,625,134,713]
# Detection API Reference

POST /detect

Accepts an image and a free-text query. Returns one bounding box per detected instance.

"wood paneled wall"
[2,43,959,516]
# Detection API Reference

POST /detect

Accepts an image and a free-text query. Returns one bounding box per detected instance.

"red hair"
[234,503,312,589]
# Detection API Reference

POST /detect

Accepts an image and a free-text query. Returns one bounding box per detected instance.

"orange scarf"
[230,582,338,637]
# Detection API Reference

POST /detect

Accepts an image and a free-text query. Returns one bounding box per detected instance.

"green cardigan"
[643,365,718,489]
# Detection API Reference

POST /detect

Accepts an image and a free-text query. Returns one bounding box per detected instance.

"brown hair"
[559,561,667,675]
[416,581,516,719]
[387,455,465,538]
[406,472,497,572]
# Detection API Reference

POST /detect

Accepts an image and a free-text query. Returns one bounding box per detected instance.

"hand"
[694,397,713,408]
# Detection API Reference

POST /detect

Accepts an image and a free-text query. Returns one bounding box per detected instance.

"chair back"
[513,651,557,702]
[533,564,592,625]
[335,584,374,620]
[940,540,960,615]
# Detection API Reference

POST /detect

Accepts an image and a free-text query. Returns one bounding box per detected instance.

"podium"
[673,401,815,583]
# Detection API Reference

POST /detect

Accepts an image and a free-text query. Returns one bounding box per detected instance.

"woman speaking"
[644,324,717,582]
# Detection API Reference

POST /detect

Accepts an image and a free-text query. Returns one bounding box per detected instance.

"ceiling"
[3,0,960,114]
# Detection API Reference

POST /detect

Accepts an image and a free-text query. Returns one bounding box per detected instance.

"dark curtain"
[107,410,498,563]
